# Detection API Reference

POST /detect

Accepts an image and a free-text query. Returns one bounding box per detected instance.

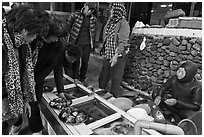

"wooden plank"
[63,74,92,94]
[87,112,121,130]
[63,74,74,82]
[40,111,57,135]
[73,123,93,135]
[52,84,76,92]
[77,84,93,94]
[71,95,95,106]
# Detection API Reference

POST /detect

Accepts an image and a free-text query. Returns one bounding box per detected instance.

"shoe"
[95,89,113,99]
[32,130,42,135]
[9,124,22,135]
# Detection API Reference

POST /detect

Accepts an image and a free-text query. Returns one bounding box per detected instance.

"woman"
[29,16,82,134]
[98,3,130,97]
[2,5,49,135]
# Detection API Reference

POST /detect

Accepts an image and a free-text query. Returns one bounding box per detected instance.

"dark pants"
[27,65,54,133]
[28,102,44,133]
[99,55,126,97]
[72,44,91,81]
[27,83,45,133]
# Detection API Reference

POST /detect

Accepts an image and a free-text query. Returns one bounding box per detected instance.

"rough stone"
[163,60,170,66]
[178,45,187,51]
[171,37,180,46]
[187,43,192,50]
[192,43,201,51]
[181,39,188,45]
[158,56,164,61]
[191,50,198,56]
[169,52,177,56]
[162,38,171,45]
[157,69,163,75]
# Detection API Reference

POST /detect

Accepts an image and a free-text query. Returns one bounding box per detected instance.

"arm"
[90,16,97,48]
[53,59,64,94]
[116,19,130,55]
[66,12,76,33]
[153,76,175,105]
[174,87,202,111]
[157,76,175,97]
[110,19,130,67]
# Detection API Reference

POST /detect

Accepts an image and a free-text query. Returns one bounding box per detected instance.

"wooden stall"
[39,75,161,135]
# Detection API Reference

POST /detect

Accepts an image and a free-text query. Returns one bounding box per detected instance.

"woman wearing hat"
[153,61,202,123]
[98,2,130,98]
[66,2,97,85]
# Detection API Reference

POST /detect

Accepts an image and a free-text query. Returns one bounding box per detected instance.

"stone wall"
[123,33,202,94]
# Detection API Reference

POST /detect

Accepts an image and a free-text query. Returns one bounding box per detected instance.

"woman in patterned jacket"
[2,5,49,135]
[66,2,97,84]
[98,2,130,97]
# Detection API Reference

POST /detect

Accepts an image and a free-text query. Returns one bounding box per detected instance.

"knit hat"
[110,2,126,22]
[179,61,198,82]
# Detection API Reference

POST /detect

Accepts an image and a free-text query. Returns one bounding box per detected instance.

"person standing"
[2,5,49,135]
[98,3,130,98]
[66,2,97,85]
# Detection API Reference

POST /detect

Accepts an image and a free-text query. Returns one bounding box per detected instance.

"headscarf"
[103,3,126,59]
[109,2,126,23]
[105,2,126,36]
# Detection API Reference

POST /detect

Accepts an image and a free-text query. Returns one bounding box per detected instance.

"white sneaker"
[9,124,22,135]
[32,131,42,135]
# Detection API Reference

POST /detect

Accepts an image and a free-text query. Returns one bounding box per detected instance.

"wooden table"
[40,74,161,135]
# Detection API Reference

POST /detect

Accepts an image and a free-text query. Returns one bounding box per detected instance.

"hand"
[154,96,161,106]
[110,54,118,67]
[24,102,31,118]
[164,98,177,106]
[59,92,66,99]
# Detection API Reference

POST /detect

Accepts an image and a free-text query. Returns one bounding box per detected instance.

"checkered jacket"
[102,17,130,59]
